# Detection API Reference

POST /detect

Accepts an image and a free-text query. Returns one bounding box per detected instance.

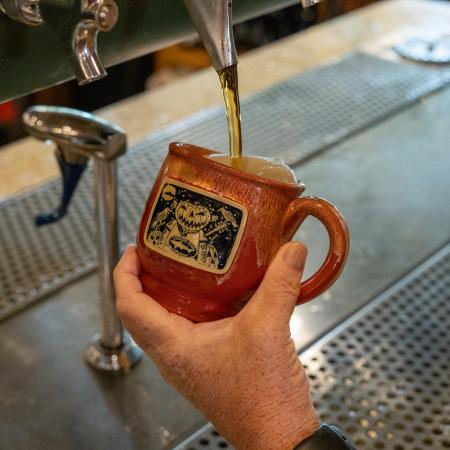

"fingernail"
[284,242,307,272]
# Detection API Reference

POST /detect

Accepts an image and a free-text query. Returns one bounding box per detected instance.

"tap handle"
[35,148,88,226]
[23,105,126,160]
[23,105,126,226]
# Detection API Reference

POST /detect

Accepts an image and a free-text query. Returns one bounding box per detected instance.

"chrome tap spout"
[183,0,237,72]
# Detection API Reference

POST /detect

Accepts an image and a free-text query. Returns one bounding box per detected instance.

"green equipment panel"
[0,0,296,102]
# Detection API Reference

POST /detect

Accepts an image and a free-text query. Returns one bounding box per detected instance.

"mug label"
[144,179,247,274]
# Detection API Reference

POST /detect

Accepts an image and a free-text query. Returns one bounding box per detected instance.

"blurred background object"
[0,0,376,147]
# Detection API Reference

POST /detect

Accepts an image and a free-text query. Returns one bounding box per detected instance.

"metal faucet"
[23,105,143,373]
[0,0,118,84]
[183,0,237,72]
[183,0,323,72]
[71,0,119,84]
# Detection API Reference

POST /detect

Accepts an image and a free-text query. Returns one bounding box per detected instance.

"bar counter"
[1,1,450,449]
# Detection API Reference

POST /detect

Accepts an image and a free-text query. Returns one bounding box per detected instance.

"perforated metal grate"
[171,244,450,450]
[172,425,232,450]
[1,52,450,319]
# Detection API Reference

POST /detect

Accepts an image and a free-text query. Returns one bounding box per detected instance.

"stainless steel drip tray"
[173,244,450,450]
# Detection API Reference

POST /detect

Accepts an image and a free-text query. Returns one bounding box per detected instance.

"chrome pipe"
[94,158,122,349]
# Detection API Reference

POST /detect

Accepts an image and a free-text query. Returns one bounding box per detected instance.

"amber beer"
[218,65,242,166]
[218,66,295,185]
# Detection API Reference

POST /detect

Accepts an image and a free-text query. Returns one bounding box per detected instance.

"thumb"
[246,241,307,325]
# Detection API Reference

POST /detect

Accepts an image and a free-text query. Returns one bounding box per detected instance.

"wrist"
[222,402,319,450]
[258,405,320,450]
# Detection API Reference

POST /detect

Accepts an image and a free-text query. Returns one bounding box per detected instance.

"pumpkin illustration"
[175,201,211,232]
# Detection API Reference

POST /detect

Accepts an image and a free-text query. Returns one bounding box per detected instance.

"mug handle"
[282,196,350,304]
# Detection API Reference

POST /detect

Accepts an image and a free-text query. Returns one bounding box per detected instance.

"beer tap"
[182,0,322,72]
[23,105,143,373]
[183,0,237,72]
[0,0,118,84]
[182,0,323,158]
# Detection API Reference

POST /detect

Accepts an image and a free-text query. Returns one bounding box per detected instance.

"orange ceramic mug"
[137,142,349,322]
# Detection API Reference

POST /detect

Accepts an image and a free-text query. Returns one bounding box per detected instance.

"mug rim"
[169,142,306,193]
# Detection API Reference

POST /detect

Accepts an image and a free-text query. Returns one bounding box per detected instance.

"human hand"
[115,242,319,450]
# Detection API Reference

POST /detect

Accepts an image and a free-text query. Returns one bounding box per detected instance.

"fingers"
[245,241,307,325]
[114,245,144,296]
[114,245,187,348]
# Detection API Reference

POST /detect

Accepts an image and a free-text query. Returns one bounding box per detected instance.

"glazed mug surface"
[137,142,349,322]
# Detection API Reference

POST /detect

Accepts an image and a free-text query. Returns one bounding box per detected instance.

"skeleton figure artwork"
[144,180,246,273]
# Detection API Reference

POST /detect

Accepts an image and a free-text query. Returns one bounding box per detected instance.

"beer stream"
[218,65,242,167]
[216,65,295,184]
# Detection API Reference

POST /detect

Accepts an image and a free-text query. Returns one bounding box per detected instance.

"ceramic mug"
[137,142,349,322]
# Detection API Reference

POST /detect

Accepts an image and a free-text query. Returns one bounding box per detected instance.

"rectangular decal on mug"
[144,179,247,274]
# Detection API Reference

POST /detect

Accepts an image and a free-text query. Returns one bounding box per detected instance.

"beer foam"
[207,154,296,184]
